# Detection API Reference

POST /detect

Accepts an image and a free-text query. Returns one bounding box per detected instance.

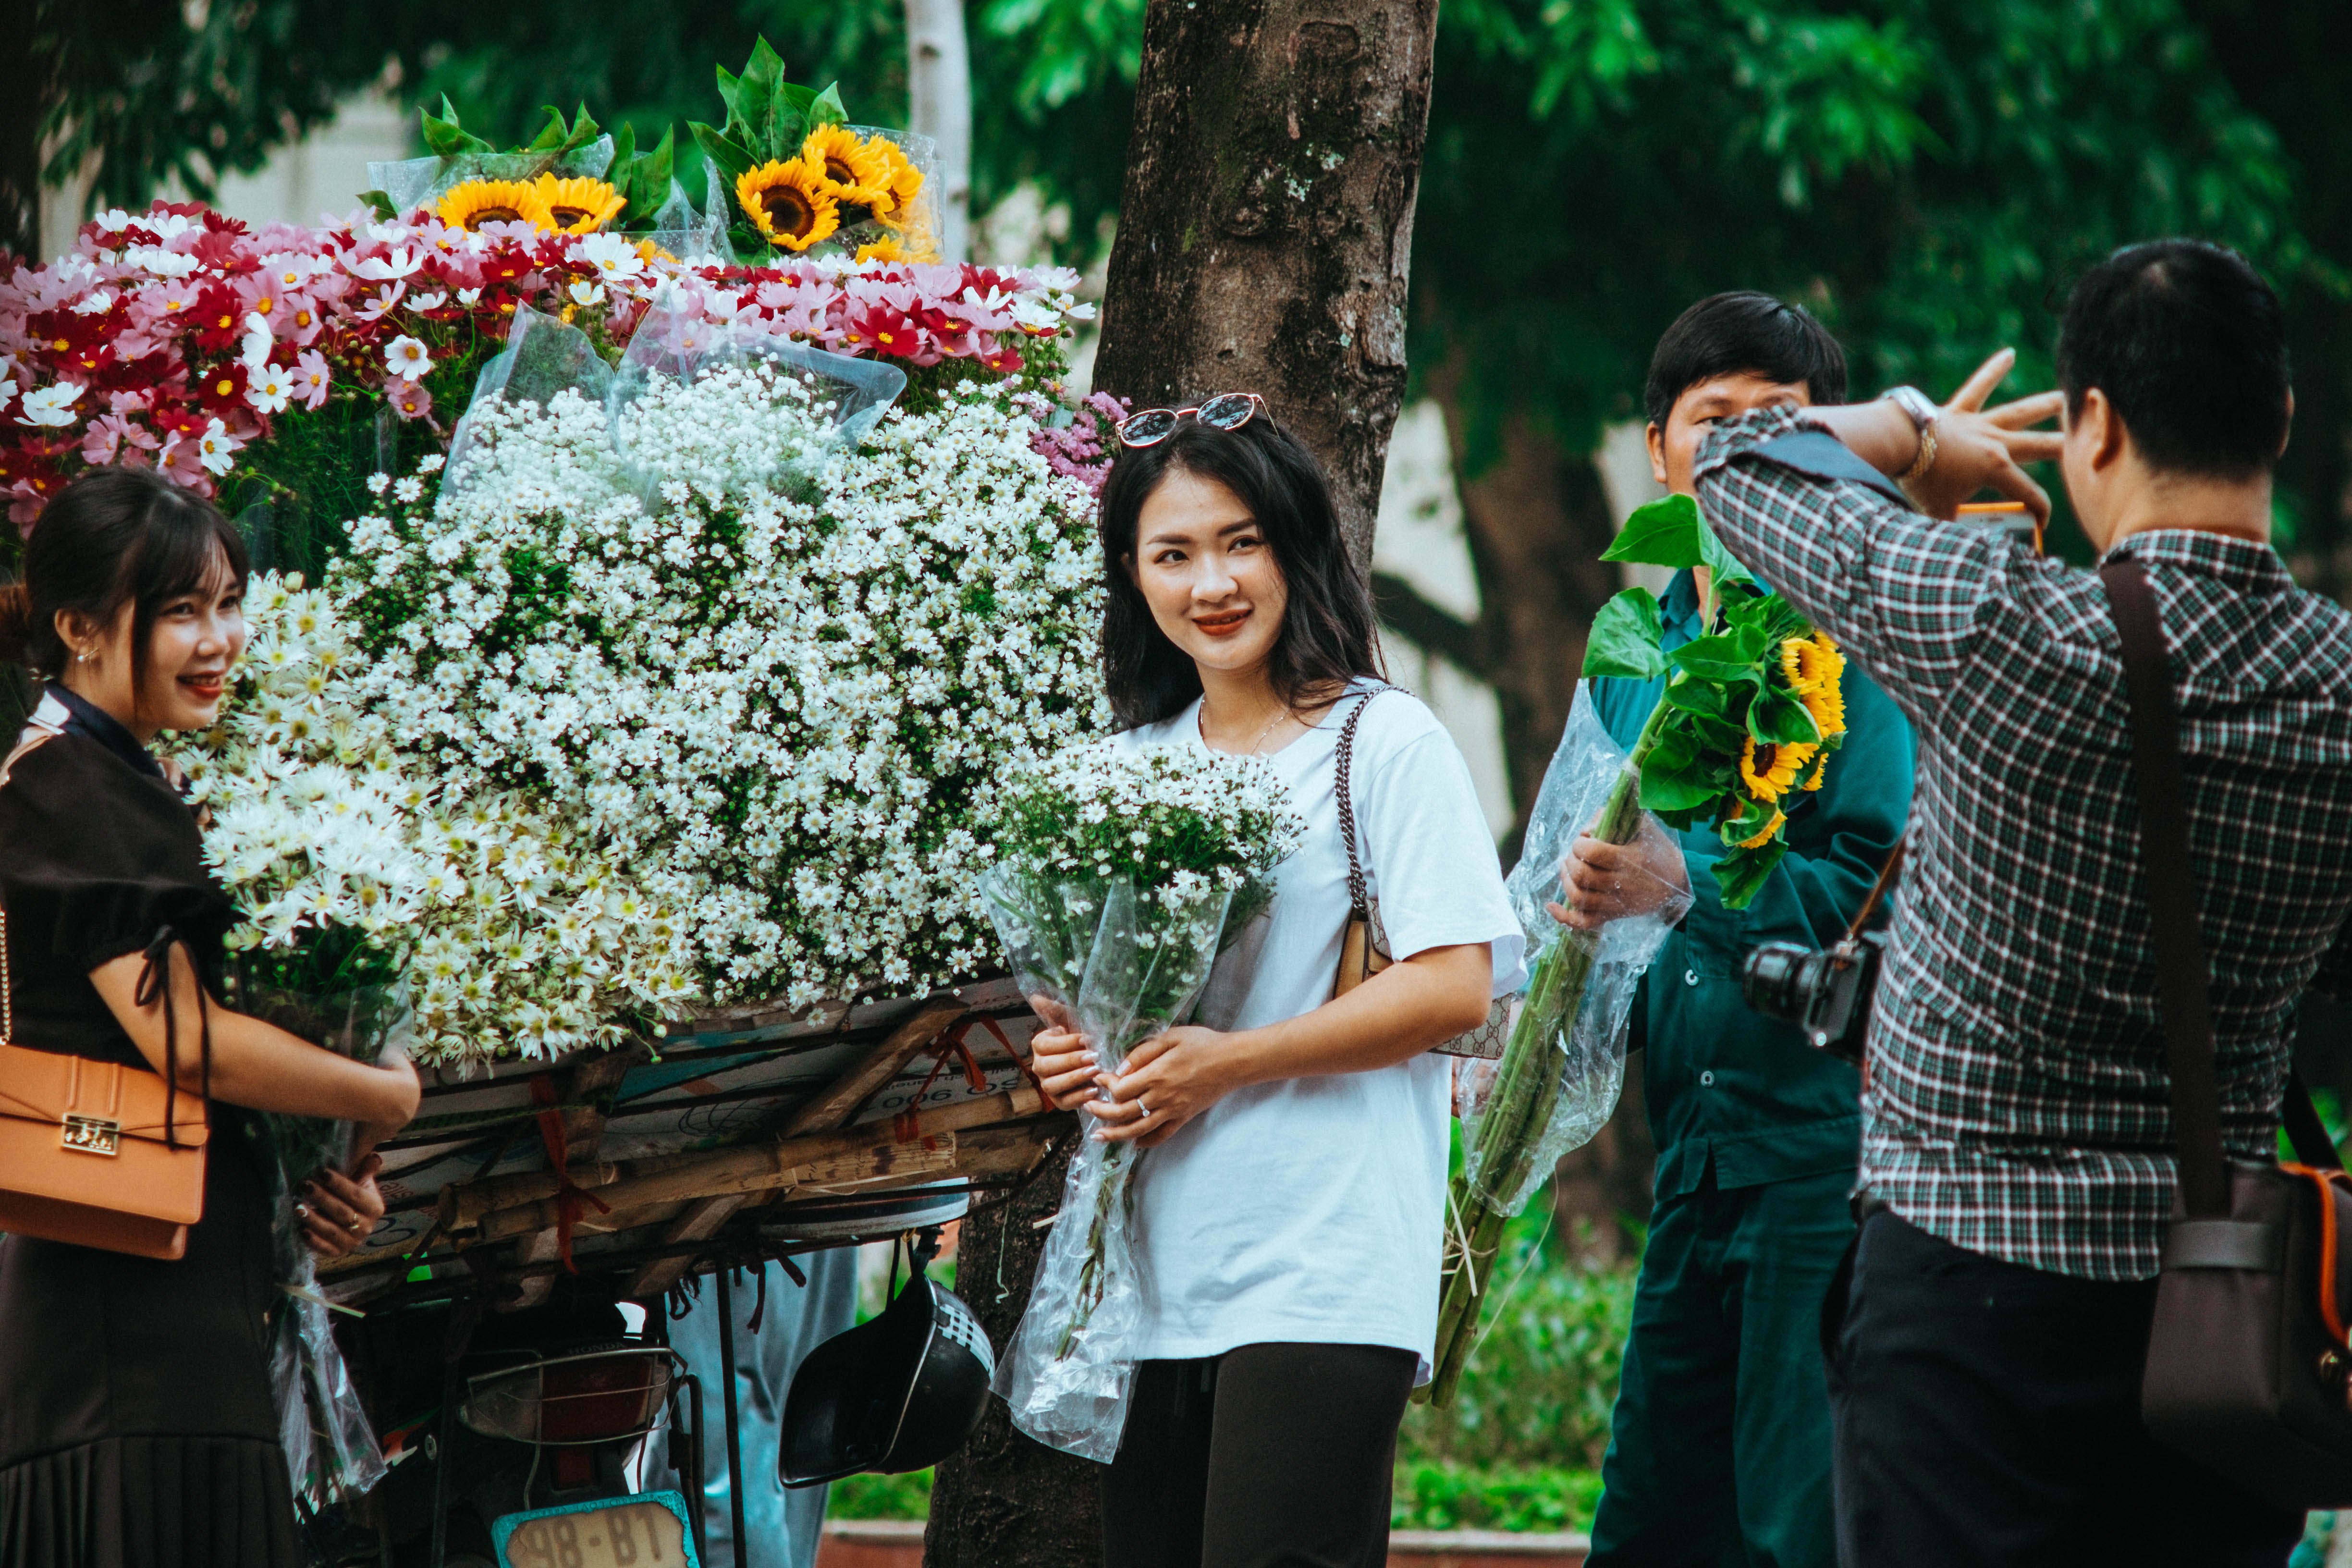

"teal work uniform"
[1583,567,1912,1568]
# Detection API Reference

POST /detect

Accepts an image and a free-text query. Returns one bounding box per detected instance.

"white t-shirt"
[1110,684,1526,1379]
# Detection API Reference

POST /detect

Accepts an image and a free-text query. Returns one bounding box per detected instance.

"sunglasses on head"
[1114,392,1267,448]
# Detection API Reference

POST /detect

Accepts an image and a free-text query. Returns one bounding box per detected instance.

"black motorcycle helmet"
[779,1228,995,1487]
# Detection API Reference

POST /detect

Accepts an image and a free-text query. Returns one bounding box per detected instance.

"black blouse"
[0,686,241,1072]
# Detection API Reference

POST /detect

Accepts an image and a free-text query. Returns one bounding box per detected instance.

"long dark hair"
[0,467,249,704]
[1095,409,1384,728]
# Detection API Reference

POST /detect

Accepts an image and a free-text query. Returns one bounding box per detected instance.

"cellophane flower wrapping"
[1463,687,1690,1215]
[245,983,411,1511]
[981,870,1233,1461]
[979,744,1303,1460]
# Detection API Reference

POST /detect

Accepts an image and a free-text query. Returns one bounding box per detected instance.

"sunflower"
[736,158,840,252]
[437,179,555,233]
[1740,738,1819,802]
[867,135,926,218]
[855,236,907,265]
[1778,632,1848,741]
[1799,747,1832,792]
[803,125,892,211]
[534,175,625,234]
[1736,808,1788,850]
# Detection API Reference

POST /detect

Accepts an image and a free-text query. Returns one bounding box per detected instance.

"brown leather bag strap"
[2103,559,2339,1220]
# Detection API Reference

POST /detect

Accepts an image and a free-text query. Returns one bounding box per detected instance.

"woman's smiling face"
[1127,466,1290,681]
[60,543,247,741]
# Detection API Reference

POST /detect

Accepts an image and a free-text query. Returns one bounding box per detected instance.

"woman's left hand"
[1090,1026,1241,1148]
[298,1153,388,1259]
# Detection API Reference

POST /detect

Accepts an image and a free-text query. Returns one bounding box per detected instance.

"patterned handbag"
[1330,688,1511,1060]
[0,728,211,1260]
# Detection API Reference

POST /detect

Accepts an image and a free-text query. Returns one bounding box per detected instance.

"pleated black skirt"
[0,1109,300,1568]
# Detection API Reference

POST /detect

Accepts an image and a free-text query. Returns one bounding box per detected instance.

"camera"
[1740,930,1887,1065]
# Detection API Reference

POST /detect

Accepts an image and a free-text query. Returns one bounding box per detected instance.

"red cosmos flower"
[479,243,535,289]
[980,345,1024,375]
[842,304,925,358]
[189,285,246,353]
[190,227,257,273]
[195,360,250,415]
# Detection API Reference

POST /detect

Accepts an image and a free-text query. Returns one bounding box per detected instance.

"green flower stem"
[1054,1140,1134,1359]
[1422,699,1669,1406]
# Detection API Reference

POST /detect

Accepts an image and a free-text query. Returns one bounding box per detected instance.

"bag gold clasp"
[61,1114,121,1157]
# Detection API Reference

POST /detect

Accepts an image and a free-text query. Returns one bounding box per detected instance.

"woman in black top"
[0,469,421,1568]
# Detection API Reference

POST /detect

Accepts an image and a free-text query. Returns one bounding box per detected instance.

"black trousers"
[1102,1341,1418,1568]
[1825,1209,2305,1568]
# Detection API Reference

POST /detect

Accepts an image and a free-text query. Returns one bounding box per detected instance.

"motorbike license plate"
[491,1490,699,1568]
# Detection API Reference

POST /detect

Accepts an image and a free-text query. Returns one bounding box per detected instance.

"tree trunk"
[922,1139,1102,1568]
[1371,349,1626,847]
[1089,0,1441,567]
[903,0,972,263]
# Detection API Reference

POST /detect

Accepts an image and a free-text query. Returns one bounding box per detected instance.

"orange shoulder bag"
[0,729,211,1260]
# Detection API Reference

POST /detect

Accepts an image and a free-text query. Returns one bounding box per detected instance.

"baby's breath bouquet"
[983,742,1303,1461]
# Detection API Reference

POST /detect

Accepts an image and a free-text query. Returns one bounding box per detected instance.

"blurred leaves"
[1414,0,2319,479]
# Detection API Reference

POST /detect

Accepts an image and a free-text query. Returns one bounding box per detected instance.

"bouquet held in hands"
[980,742,1303,1460]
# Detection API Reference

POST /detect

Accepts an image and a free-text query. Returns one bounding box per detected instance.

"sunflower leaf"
[689,122,757,183]
[1602,492,1703,569]
[1581,588,1665,680]
[1639,761,1722,814]
[527,105,569,152]
[1712,840,1788,910]
[809,83,850,129]
[1666,629,1765,683]
[420,96,491,159]
[1749,686,1823,745]
[1697,507,1755,592]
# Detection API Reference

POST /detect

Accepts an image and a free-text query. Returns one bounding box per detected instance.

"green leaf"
[358,188,398,221]
[1639,763,1725,814]
[527,104,569,152]
[714,63,743,123]
[419,94,492,158]
[808,82,849,128]
[1581,588,1665,680]
[1697,506,1754,592]
[737,37,786,148]
[1665,628,1766,684]
[1748,685,1823,745]
[1713,840,1788,909]
[690,122,757,182]
[1601,492,1704,570]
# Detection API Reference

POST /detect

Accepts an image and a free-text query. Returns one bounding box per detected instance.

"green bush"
[1398,1200,1640,1472]
[1391,1461,1603,1533]
[827,1468,932,1520]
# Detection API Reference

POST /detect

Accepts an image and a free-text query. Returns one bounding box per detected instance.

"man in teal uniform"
[1561,294,1913,1568]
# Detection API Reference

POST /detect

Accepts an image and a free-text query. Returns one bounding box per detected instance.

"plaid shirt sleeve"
[1690,407,2036,734]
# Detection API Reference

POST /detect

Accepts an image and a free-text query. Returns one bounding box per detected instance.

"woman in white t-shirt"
[1029,395,1526,1568]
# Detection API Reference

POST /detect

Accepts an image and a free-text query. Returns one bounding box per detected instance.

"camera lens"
[1742,941,1823,1025]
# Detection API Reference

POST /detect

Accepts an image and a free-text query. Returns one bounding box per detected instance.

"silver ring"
[1138,1098,1152,1117]
[347,1217,365,1235]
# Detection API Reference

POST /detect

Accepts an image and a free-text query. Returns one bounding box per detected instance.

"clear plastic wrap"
[248,984,413,1510]
[978,868,1235,1462]
[441,304,908,504]
[367,136,616,220]
[1464,687,1692,1215]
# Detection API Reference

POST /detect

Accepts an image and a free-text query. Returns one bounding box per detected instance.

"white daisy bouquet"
[982,742,1304,1461]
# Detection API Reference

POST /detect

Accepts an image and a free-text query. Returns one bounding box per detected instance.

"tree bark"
[922,1139,1102,1568]
[1089,0,1441,567]
[904,0,972,263]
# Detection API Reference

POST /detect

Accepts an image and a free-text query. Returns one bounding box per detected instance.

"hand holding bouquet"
[983,742,1302,1460]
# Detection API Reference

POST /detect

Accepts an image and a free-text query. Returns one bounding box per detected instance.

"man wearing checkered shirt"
[1687,240,2352,1567]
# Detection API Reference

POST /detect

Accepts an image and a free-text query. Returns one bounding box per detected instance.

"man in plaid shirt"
[1688,240,2352,1566]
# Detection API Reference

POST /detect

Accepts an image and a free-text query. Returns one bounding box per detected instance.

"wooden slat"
[621,995,971,1298]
